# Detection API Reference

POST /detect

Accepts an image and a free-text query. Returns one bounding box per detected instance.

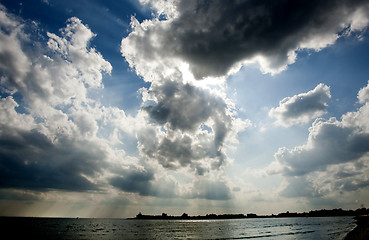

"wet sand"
[344,215,369,240]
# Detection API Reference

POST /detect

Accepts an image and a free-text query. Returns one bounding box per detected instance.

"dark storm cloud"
[110,167,232,200]
[339,178,369,192]
[129,0,369,79]
[109,167,177,198]
[334,170,361,179]
[110,168,154,195]
[0,127,106,191]
[0,189,42,201]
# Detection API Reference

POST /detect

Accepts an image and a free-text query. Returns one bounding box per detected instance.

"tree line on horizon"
[133,208,369,220]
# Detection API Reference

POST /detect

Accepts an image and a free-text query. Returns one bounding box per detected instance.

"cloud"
[127,0,369,79]
[46,17,112,89]
[358,80,369,104]
[0,124,106,191]
[332,161,369,192]
[269,83,331,127]
[0,97,35,130]
[109,167,155,195]
[0,97,106,191]
[121,1,252,177]
[109,166,179,198]
[0,7,119,192]
[0,189,43,201]
[280,160,369,203]
[109,164,233,200]
[189,178,232,200]
[1,15,111,109]
[0,10,30,95]
[273,117,369,177]
[270,81,369,202]
[143,80,227,132]
[120,0,369,180]
[280,176,322,198]
[0,4,241,201]
[137,79,248,175]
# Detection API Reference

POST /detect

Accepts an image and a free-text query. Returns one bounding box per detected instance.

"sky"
[1,0,369,218]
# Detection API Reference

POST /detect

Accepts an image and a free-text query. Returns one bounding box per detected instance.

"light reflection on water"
[0,216,356,239]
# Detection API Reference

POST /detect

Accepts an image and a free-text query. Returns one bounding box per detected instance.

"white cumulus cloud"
[269,83,331,127]
[0,7,129,192]
[268,81,369,204]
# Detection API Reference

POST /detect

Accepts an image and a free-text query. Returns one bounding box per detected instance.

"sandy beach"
[344,216,369,240]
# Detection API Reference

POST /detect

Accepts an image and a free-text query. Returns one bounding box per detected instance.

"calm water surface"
[0,216,355,239]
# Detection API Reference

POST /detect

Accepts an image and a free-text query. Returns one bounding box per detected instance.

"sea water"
[0,216,356,239]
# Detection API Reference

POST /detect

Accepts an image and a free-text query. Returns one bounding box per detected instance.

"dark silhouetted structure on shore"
[277,208,369,218]
[132,208,369,220]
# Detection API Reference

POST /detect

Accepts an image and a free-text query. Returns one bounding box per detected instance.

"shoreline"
[344,215,369,240]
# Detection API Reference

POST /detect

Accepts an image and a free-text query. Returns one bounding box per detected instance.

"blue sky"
[1,0,369,217]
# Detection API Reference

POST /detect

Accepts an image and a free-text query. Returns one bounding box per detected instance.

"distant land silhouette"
[132,208,369,220]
